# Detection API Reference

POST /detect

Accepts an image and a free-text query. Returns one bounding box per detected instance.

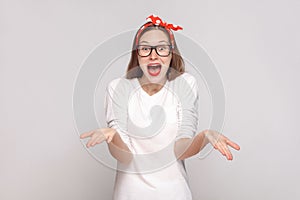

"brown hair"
[126,24,185,81]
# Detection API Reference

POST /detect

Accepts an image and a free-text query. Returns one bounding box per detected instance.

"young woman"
[80,15,240,200]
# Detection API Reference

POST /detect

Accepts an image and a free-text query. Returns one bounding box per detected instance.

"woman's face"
[137,29,172,84]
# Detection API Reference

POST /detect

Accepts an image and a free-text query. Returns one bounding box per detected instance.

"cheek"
[162,56,172,66]
[137,57,147,67]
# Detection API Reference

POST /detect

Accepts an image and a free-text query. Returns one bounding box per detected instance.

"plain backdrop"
[1,0,299,199]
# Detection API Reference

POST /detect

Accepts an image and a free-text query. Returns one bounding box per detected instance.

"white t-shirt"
[105,73,199,200]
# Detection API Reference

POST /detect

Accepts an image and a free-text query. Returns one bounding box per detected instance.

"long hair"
[126,24,185,81]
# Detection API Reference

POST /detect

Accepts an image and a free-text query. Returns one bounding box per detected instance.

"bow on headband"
[146,15,183,31]
[135,15,183,46]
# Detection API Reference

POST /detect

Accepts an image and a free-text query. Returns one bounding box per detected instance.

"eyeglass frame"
[136,45,173,57]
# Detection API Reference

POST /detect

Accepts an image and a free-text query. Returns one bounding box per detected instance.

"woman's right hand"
[80,128,117,148]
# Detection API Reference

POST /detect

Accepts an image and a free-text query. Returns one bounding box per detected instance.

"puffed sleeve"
[104,78,134,151]
[174,73,199,140]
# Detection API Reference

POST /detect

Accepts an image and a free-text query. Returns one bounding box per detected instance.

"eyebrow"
[139,40,169,44]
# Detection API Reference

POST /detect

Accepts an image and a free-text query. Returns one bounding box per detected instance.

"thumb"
[107,135,113,143]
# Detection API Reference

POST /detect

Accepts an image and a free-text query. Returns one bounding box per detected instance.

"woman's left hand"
[204,130,240,160]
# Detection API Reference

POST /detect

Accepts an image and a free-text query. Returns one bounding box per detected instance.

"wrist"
[201,129,210,145]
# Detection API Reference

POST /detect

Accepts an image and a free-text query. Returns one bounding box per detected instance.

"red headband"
[135,15,183,47]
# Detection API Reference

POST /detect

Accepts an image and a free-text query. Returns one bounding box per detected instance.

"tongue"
[148,65,161,76]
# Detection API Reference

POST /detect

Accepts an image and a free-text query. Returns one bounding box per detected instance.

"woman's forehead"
[139,29,169,44]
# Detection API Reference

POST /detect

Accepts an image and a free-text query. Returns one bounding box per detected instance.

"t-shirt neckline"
[133,78,169,98]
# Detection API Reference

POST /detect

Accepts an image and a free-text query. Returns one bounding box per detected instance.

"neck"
[138,76,167,96]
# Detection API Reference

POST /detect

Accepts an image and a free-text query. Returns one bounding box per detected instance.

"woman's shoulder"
[181,72,196,80]
[108,77,132,87]
[107,77,135,93]
[171,72,198,96]
[175,72,197,86]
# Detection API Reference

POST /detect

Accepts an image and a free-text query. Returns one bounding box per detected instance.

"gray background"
[1,0,299,199]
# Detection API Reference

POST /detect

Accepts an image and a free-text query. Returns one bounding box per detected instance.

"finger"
[223,144,233,160]
[91,134,106,146]
[220,144,228,158]
[219,139,234,160]
[219,142,233,160]
[86,134,99,147]
[107,135,113,143]
[80,130,94,139]
[96,135,107,145]
[90,135,101,147]
[86,138,93,148]
[226,139,240,151]
[215,143,226,156]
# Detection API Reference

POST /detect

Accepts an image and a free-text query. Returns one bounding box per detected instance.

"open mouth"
[147,64,161,76]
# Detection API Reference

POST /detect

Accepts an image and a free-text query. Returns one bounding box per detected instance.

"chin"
[141,65,169,84]
[144,73,168,84]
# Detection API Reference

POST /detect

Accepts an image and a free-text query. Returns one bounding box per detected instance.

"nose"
[149,48,159,59]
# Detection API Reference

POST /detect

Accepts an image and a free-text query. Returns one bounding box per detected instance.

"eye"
[157,45,168,51]
[140,46,150,51]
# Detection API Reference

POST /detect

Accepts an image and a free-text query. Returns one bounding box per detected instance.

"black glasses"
[136,45,172,57]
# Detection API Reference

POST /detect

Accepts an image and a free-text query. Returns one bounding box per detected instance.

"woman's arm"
[175,129,240,160]
[174,130,208,160]
[80,78,133,164]
[107,130,133,164]
[174,74,240,160]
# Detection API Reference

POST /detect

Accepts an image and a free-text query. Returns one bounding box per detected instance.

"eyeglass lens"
[137,45,171,57]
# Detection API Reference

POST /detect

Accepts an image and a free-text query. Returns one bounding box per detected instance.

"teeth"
[147,64,161,69]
